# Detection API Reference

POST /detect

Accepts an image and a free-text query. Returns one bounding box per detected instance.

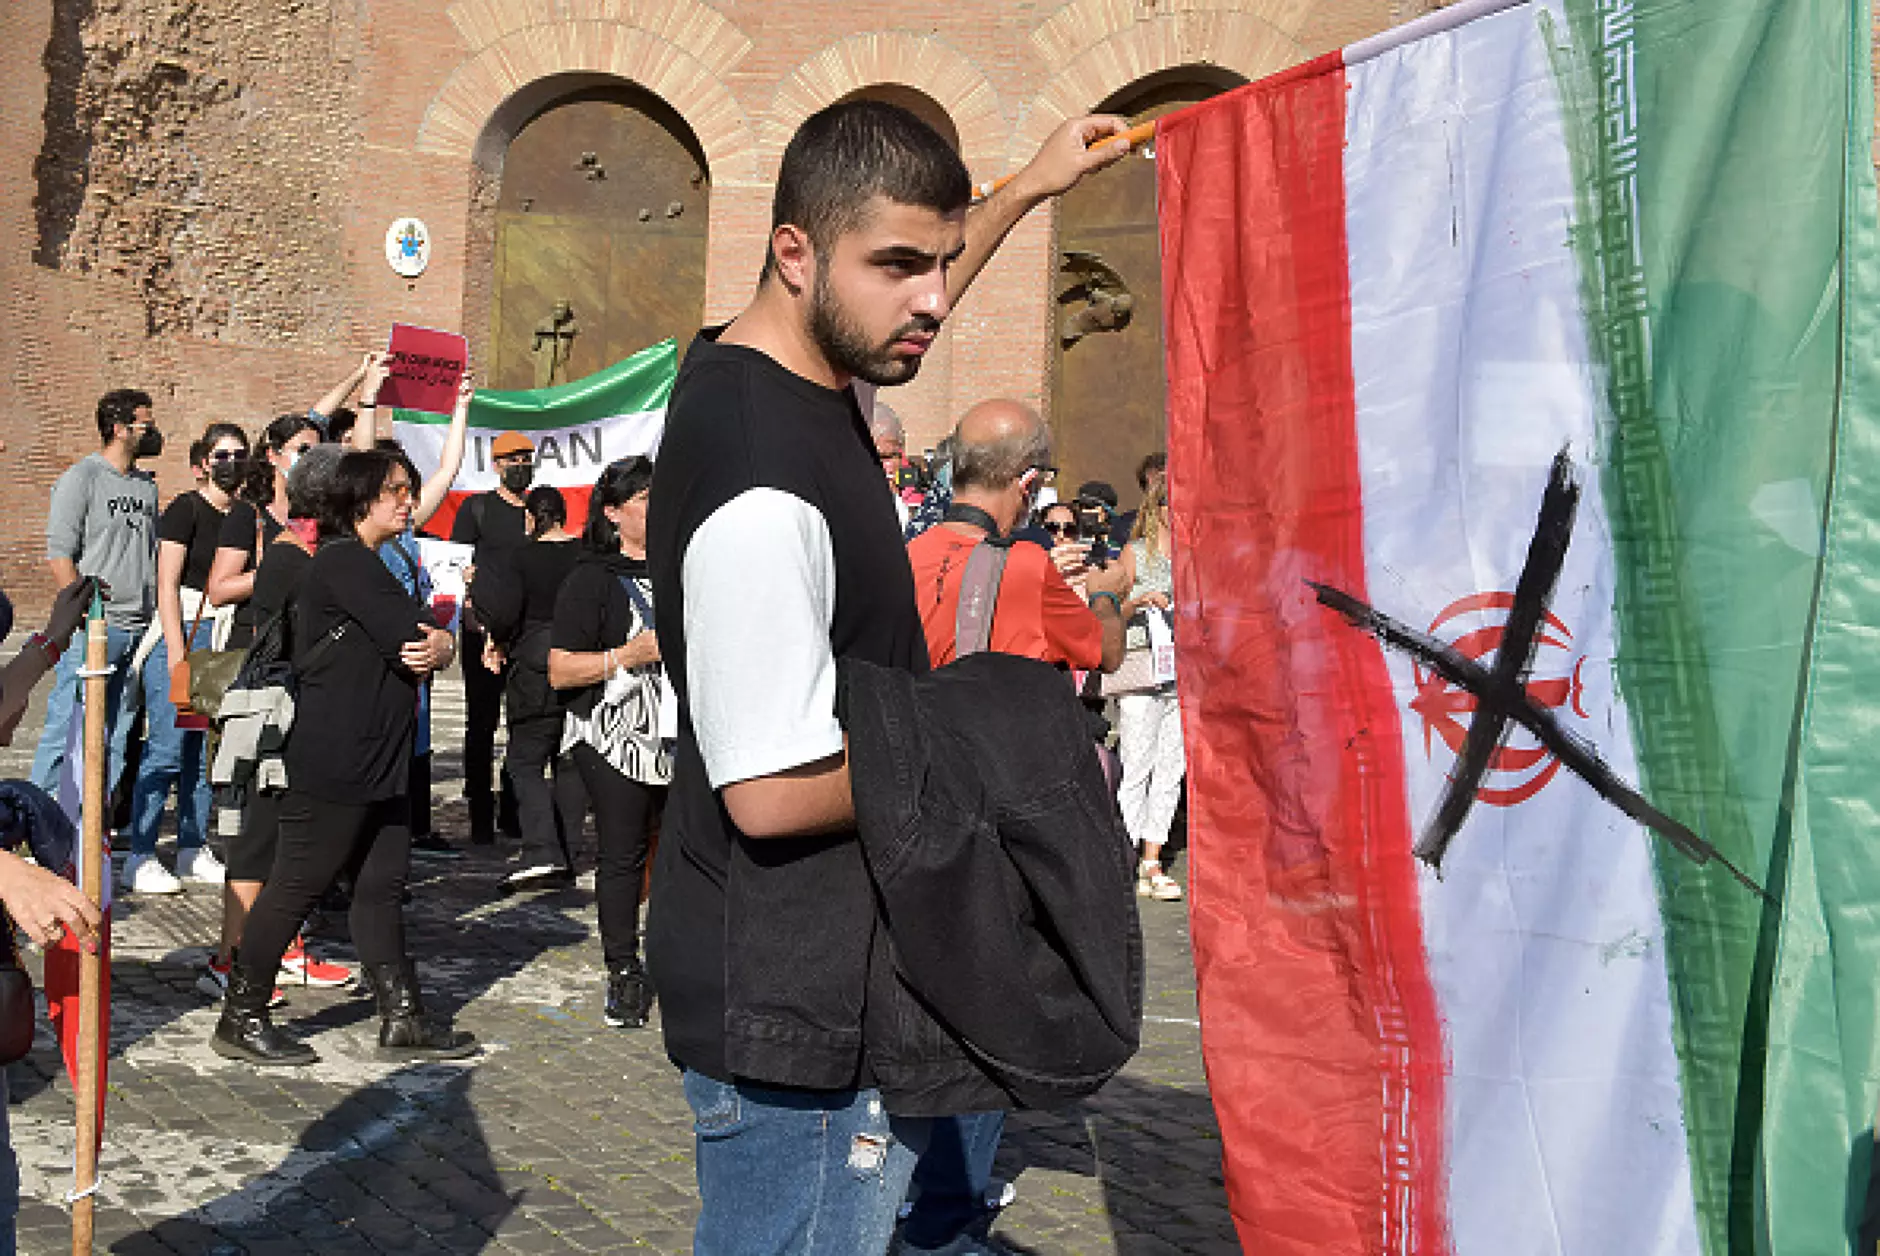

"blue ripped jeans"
[682,1070,929,1256]
[126,623,212,856]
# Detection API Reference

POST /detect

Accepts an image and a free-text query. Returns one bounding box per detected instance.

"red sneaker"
[280,937,352,988]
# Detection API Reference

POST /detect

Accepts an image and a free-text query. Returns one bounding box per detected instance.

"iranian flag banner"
[394,337,676,537]
[1160,0,1880,1252]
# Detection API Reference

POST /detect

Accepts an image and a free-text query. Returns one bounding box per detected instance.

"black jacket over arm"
[840,651,1143,1114]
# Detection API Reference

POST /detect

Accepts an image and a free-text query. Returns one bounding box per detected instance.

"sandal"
[1136,860,1184,902]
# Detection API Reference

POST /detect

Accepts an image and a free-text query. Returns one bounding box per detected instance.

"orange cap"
[490,431,534,457]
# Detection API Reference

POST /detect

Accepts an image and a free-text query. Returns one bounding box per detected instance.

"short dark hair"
[1136,452,1166,491]
[1075,480,1119,510]
[325,407,358,444]
[199,422,249,459]
[187,436,208,467]
[96,389,152,444]
[261,412,321,454]
[319,448,402,540]
[524,484,567,537]
[583,456,655,551]
[764,100,971,280]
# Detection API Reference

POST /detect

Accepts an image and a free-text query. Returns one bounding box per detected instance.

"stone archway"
[1045,67,1249,508]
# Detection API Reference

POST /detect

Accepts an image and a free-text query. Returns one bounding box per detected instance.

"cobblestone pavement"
[0,645,1233,1255]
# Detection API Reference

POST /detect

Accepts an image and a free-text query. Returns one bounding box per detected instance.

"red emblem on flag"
[1409,592,1588,806]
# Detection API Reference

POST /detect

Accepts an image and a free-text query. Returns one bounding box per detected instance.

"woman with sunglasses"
[121,423,250,895]
[212,449,474,1066]
[205,412,324,650]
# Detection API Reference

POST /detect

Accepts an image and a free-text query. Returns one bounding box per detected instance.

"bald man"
[904,399,1128,670]
[898,399,1129,1249]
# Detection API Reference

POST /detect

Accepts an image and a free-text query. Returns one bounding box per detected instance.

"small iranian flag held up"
[394,338,677,537]
[1159,0,1880,1253]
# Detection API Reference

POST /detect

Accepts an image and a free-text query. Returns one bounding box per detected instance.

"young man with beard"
[32,389,165,802]
[646,100,1128,1253]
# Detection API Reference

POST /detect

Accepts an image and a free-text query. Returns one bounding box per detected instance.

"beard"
[808,261,939,387]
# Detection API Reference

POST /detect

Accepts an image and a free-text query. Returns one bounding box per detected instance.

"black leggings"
[507,715,587,872]
[238,789,411,983]
[571,742,664,972]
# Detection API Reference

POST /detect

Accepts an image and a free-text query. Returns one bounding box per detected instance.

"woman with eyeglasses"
[212,449,475,1067]
[117,423,250,895]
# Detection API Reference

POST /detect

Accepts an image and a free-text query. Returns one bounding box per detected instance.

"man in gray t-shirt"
[31,389,164,799]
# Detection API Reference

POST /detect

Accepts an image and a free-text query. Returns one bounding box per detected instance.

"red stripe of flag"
[1159,51,1450,1255]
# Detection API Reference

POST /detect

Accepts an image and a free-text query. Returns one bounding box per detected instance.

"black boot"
[365,960,478,1061]
[603,960,654,1029]
[211,953,318,1066]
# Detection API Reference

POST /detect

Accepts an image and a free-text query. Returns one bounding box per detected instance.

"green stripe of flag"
[1564,0,1879,1251]
[394,338,678,429]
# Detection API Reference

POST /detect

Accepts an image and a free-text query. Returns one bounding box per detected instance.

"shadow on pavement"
[125,1064,514,1254]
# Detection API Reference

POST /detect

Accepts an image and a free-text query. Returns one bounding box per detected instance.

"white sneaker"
[122,854,183,895]
[176,847,226,885]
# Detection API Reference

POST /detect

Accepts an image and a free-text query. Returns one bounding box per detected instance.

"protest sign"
[379,324,467,416]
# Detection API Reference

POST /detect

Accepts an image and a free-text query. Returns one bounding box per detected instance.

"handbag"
[178,590,246,721]
[0,924,36,1064]
[1100,606,1176,698]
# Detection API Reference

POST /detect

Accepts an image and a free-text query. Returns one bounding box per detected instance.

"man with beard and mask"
[645,99,1129,1254]
[451,429,534,845]
[32,389,165,801]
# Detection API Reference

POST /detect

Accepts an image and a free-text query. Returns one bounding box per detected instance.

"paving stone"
[4,674,1233,1253]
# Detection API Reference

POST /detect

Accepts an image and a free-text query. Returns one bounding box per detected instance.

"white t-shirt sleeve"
[681,487,841,789]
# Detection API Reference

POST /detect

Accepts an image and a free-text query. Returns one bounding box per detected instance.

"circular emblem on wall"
[385,218,431,278]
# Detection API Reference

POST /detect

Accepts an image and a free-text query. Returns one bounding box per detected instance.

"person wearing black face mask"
[121,422,250,894]
[449,429,534,844]
[31,389,165,803]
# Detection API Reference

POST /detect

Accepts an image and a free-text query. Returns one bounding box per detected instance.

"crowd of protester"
[0,99,1182,1255]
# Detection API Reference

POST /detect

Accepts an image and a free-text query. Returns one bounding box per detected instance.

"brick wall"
[0,0,1528,615]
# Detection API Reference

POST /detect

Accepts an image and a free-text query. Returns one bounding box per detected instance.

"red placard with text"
[379,323,467,415]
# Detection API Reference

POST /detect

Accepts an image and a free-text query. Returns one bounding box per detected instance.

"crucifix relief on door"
[490,85,709,391]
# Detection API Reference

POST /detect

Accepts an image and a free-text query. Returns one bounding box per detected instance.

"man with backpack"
[899,397,1129,1253]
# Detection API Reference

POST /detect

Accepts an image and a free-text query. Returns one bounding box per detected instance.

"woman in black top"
[548,458,670,1028]
[202,444,339,999]
[212,449,475,1067]
[474,485,587,894]
[206,413,323,649]
[125,422,248,893]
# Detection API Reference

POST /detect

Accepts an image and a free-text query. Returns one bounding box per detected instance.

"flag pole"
[971,119,1157,202]
[71,588,107,1256]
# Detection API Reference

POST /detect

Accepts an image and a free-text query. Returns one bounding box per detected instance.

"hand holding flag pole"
[971,119,1157,202]
[71,585,107,1256]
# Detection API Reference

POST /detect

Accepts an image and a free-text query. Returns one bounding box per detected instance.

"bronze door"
[491,86,710,391]
[1051,82,1232,509]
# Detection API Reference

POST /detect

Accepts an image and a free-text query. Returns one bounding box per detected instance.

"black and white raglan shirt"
[644,328,928,1089]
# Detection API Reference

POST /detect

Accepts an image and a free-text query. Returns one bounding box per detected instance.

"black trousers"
[460,627,516,825]
[238,790,411,983]
[507,715,587,872]
[571,742,664,972]
[408,751,432,839]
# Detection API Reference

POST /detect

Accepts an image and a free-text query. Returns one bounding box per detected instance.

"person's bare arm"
[350,352,389,452]
[206,545,254,607]
[721,749,853,840]
[413,373,474,529]
[947,116,1132,306]
[312,353,370,419]
[48,557,79,589]
[547,635,660,690]
[156,539,189,661]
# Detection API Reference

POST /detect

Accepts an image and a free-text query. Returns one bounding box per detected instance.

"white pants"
[1116,690,1184,851]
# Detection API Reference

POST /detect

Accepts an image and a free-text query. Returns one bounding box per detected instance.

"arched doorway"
[1049,68,1245,508]
[489,84,710,391]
